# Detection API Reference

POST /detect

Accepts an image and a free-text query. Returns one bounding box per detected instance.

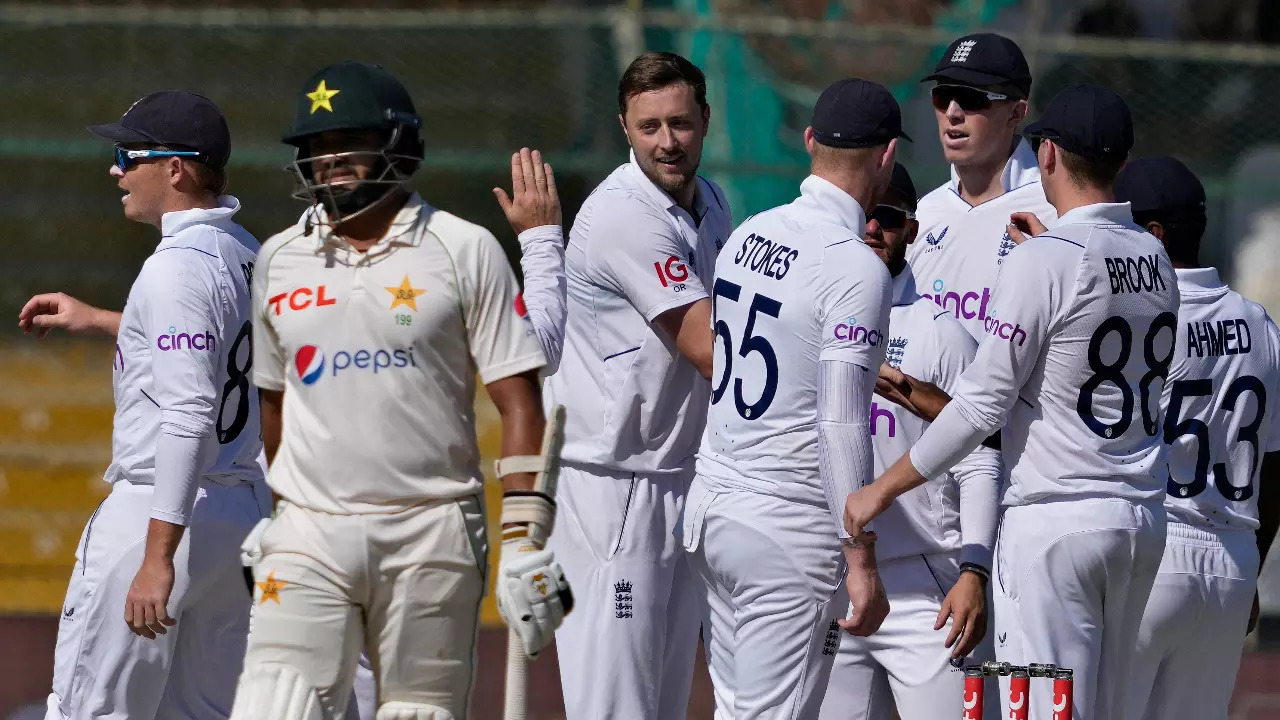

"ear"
[617,113,632,147]
[167,156,186,188]
[804,126,816,156]
[1010,99,1029,129]
[904,220,919,246]
[701,104,711,138]
[881,138,899,173]
[1042,140,1057,176]
[1145,220,1166,241]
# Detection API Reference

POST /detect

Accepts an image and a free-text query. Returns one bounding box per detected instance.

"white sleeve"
[910,240,1062,479]
[585,196,708,321]
[931,313,1001,570]
[140,251,221,525]
[251,244,286,392]
[462,228,547,384]
[516,225,567,375]
[818,360,877,538]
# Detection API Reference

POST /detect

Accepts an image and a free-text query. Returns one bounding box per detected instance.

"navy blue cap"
[811,78,911,149]
[88,91,231,169]
[1115,156,1206,219]
[1023,84,1133,160]
[922,33,1032,98]
[886,163,918,211]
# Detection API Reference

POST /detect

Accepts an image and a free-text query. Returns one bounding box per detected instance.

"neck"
[1050,183,1114,218]
[813,168,875,218]
[672,183,697,215]
[335,190,411,248]
[955,146,1013,206]
[151,192,218,228]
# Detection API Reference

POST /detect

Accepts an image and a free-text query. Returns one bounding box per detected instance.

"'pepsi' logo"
[295,345,325,385]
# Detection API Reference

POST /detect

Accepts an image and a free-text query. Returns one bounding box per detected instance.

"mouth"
[942,129,970,148]
[653,155,684,171]
[863,236,887,250]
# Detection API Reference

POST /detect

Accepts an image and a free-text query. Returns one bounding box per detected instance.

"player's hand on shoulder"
[493,147,561,236]
[496,527,573,659]
[1006,212,1048,245]
[124,556,177,640]
[838,536,890,636]
[937,568,988,659]
[876,363,950,423]
[18,292,107,338]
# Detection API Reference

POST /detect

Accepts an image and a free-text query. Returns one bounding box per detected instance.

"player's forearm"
[817,360,876,538]
[150,428,212,527]
[142,517,185,564]
[953,445,1001,570]
[1256,452,1280,571]
[908,400,990,482]
[488,372,546,493]
[95,309,122,336]
[259,389,284,465]
[517,226,568,375]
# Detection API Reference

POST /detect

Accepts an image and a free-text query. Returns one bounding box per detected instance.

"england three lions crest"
[886,336,908,369]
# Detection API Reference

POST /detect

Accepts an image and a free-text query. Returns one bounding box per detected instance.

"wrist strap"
[960,562,990,582]
[501,490,556,548]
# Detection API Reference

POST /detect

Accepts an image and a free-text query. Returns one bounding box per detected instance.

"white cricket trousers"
[992,497,1165,720]
[818,551,998,720]
[232,494,487,719]
[1125,521,1257,720]
[547,462,702,720]
[45,478,264,720]
[683,480,846,720]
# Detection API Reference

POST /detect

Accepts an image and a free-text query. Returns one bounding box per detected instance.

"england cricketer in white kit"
[845,85,1179,720]
[687,78,904,719]
[1116,157,1280,720]
[509,52,733,719]
[819,164,1002,720]
[909,33,1056,341]
[18,91,268,720]
[231,62,570,720]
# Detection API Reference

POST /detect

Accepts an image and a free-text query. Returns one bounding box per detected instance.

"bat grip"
[504,630,529,720]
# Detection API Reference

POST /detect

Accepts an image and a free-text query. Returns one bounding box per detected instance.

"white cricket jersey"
[872,270,1002,563]
[915,202,1181,506]
[1161,267,1280,530]
[107,197,263,487]
[545,150,732,473]
[253,194,545,514]
[696,176,891,508]
[909,138,1058,340]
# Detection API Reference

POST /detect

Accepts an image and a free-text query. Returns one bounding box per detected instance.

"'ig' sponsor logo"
[654,255,689,292]
[157,326,216,351]
[293,344,417,386]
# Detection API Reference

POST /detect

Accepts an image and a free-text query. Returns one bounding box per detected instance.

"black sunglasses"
[931,85,1010,113]
[870,204,915,230]
[1028,134,1059,154]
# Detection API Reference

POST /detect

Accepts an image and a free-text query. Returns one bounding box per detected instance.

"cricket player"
[230,61,570,719]
[844,84,1179,720]
[819,164,1002,720]
[18,91,267,719]
[501,52,733,719]
[686,78,905,718]
[1116,157,1280,720]
[910,33,1056,341]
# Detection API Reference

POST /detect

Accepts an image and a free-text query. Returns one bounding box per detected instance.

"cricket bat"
[503,404,566,720]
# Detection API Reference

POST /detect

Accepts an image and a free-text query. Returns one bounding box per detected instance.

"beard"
[636,151,698,196]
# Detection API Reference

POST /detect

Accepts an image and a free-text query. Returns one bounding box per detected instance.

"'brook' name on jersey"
[1161,267,1280,530]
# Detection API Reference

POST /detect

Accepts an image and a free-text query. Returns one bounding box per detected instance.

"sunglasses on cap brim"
[931,85,1011,112]
[1027,133,1060,154]
[114,146,200,171]
[870,204,916,230]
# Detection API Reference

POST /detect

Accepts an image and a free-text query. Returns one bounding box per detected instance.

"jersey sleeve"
[251,244,287,392]
[584,195,708,321]
[815,240,892,370]
[517,225,568,375]
[910,239,1064,479]
[463,228,547,385]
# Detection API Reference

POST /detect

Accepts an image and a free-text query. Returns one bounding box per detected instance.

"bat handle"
[504,630,529,720]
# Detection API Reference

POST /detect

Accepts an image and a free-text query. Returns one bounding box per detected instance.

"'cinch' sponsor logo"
[157,326,216,351]
[833,317,883,346]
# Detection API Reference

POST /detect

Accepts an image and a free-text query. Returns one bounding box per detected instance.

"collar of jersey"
[311,192,427,253]
[1055,201,1133,228]
[1175,266,1226,294]
[624,149,711,222]
[159,195,241,242]
[891,265,920,306]
[948,137,1041,196]
[795,175,867,235]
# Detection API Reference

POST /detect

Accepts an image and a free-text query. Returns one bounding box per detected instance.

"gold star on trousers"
[386,275,427,311]
[306,80,340,114]
[256,570,289,605]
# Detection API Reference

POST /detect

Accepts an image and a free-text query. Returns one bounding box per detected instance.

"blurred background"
[3,0,1280,717]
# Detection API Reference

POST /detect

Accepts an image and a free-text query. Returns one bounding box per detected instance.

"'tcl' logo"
[269,286,337,315]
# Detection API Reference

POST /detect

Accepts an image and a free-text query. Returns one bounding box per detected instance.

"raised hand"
[493,148,561,235]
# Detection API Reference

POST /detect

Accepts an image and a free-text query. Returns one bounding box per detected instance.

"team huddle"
[14,30,1279,720]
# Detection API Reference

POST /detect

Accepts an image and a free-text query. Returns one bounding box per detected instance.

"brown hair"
[617,52,707,117]
[188,161,228,196]
[1059,147,1125,190]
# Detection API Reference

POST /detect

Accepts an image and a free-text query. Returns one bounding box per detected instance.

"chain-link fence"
[4,0,1280,615]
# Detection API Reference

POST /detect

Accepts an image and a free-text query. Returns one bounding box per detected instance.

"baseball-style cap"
[88,91,231,169]
[1114,156,1206,220]
[1023,84,1134,160]
[282,61,422,146]
[922,33,1032,98]
[886,162,918,211]
[811,78,911,149]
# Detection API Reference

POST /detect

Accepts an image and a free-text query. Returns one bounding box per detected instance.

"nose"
[657,124,678,150]
[946,101,965,122]
[110,164,124,178]
[865,220,883,239]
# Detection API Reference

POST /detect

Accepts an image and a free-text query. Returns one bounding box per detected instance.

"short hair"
[809,142,882,173]
[1133,209,1206,266]
[1059,147,1125,190]
[188,161,228,195]
[617,52,707,117]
